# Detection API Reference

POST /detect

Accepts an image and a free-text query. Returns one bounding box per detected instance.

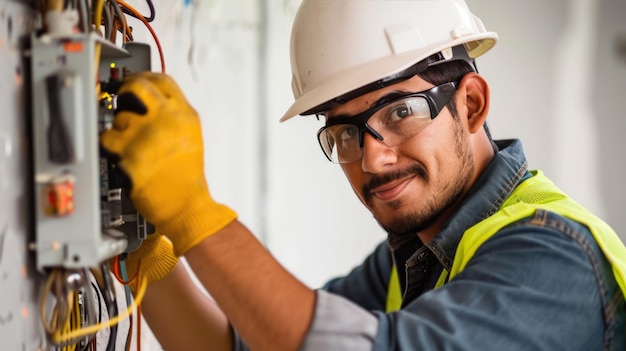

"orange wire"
[136,269,142,351]
[117,1,166,73]
[111,256,139,286]
[115,257,143,350]
[137,302,142,350]
[112,255,123,282]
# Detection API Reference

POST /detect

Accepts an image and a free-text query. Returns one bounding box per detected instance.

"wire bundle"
[38,0,165,73]
[39,269,95,350]
[39,265,148,351]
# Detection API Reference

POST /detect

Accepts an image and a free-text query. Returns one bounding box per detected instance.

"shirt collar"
[422,139,530,270]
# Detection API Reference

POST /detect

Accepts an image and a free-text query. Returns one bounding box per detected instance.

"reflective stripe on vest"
[386,264,402,313]
[386,170,626,313]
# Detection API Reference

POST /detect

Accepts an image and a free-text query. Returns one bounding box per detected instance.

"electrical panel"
[29,32,153,270]
[19,1,166,349]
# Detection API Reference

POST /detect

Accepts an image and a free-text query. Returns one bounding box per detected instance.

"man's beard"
[367,120,474,243]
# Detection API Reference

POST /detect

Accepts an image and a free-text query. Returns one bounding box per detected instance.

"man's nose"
[360,130,397,173]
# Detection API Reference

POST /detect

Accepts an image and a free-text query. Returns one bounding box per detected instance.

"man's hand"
[100,72,237,256]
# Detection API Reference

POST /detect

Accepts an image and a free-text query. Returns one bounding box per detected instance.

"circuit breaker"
[30,31,153,270]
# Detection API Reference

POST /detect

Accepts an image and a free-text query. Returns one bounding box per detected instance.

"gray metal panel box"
[30,32,150,269]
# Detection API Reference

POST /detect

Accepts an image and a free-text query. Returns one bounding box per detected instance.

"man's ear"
[460,72,490,134]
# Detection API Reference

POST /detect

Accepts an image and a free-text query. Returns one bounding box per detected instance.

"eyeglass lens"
[317,81,457,163]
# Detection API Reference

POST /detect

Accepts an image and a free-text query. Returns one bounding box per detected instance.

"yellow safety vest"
[386,170,626,313]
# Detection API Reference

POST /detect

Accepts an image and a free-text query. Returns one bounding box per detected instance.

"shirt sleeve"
[322,240,392,312]
[301,213,607,350]
[300,290,379,350]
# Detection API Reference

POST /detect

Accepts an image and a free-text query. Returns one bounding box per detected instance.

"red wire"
[136,269,142,351]
[137,302,142,350]
[118,1,166,73]
[111,256,140,286]
[111,255,124,283]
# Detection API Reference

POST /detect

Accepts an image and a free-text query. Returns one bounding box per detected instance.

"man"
[101,0,626,350]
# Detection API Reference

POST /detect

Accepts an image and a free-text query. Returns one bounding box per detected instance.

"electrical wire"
[79,284,102,351]
[77,0,89,33]
[136,303,142,351]
[120,0,154,22]
[119,260,134,351]
[49,273,148,344]
[100,264,118,351]
[39,269,98,349]
[39,267,148,347]
[93,0,105,36]
[117,0,166,73]
[112,256,144,351]
[47,0,63,11]
[109,0,130,44]
[111,255,138,286]
[90,282,103,325]
[102,1,114,40]
[93,0,105,96]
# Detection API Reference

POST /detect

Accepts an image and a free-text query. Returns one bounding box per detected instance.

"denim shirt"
[295,139,626,350]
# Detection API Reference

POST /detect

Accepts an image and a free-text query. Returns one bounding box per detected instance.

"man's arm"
[99,73,317,350]
[185,220,317,351]
[141,262,234,350]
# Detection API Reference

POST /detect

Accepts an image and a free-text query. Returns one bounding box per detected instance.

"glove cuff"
[123,234,178,293]
[160,196,238,256]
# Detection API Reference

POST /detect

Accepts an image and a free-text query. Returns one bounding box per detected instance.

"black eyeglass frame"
[316,80,459,163]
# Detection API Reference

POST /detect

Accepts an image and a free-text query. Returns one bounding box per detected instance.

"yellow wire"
[39,269,81,349]
[70,291,81,351]
[47,0,63,11]
[39,269,64,335]
[54,289,76,349]
[51,275,149,344]
[40,269,146,347]
[94,0,105,96]
[94,0,105,36]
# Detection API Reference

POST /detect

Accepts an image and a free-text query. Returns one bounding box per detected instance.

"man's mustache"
[362,165,428,201]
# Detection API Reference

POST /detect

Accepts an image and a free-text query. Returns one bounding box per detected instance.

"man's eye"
[388,105,411,121]
[385,98,430,123]
[337,125,358,141]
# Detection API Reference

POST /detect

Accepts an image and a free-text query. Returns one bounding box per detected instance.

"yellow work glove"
[100,72,238,256]
[118,232,178,294]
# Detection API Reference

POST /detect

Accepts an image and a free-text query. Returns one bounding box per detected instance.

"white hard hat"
[280,0,498,122]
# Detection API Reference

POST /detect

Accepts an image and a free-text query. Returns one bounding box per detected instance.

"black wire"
[90,282,103,324]
[120,0,155,22]
[124,310,133,351]
[99,264,118,351]
[80,282,103,351]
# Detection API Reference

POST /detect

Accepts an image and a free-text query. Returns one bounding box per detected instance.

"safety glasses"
[317,81,458,163]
